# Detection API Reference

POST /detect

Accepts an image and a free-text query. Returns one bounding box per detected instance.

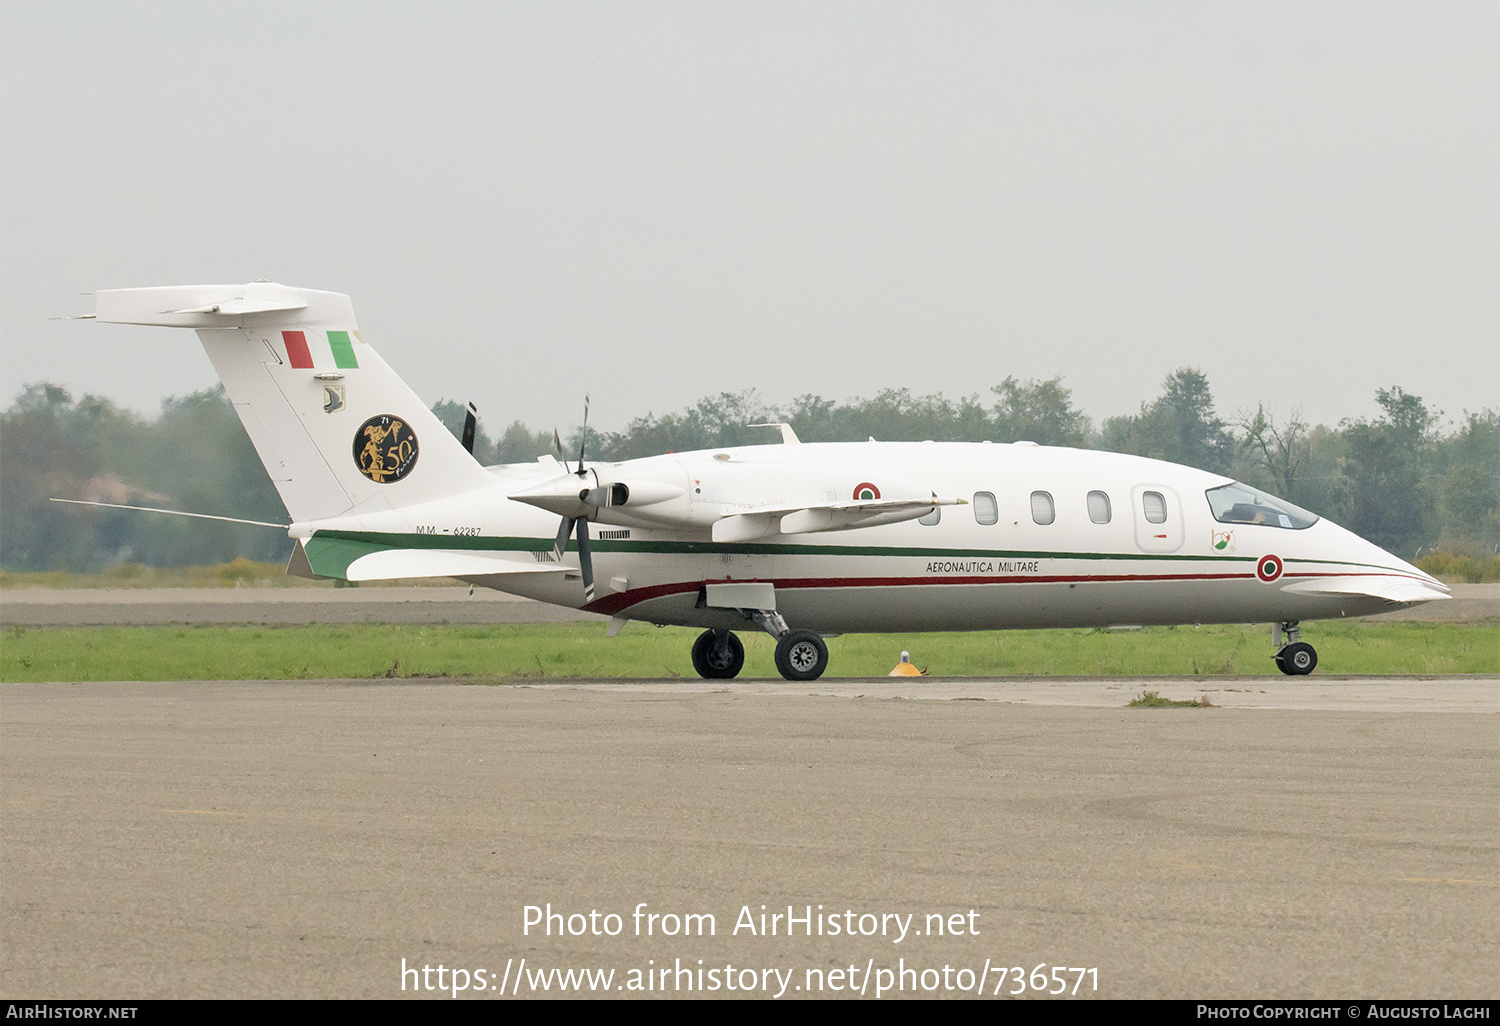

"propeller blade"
[553,516,574,563]
[576,516,595,601]
[576,392,590,477]
[461,402,478,455]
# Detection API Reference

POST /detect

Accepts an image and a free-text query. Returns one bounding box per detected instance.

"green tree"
[0,384,289,571]
[990,376,1090,446]
[1095,368,1234,474]
[1338,387,1440,556]
[1237,405,1311,501]
[493,420,557,464]
[1432,410,1500,547]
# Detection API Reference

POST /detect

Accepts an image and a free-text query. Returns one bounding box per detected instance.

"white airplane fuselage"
[87,282,1448,679]
[295,440,1438,634]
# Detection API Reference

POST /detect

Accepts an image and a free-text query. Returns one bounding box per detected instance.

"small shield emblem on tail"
[322,384,346,414]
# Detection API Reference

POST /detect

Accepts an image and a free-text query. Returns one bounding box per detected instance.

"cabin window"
[1087,490,1111,524]
[1142,491,1168,524]
[1205,482,1319,529]
[1030,491,1055,525]
[919,507,941,526]
[973,491,998,525]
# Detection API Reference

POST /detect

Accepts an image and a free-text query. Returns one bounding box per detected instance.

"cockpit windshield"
[1205,482,1319,530]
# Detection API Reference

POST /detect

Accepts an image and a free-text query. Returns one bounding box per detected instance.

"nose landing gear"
[1273,621,1318,676]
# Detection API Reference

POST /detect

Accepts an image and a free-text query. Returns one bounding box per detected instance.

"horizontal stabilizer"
[1280,576,1450,605]
[165,298,309,316]
[95,283,347,328]
[344,549,570,582]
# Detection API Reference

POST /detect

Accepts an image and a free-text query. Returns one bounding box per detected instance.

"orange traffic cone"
[889,650,924,676]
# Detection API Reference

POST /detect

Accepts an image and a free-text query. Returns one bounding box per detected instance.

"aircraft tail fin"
[94,283,495,523]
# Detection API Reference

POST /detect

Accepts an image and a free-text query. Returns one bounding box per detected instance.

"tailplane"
[94,283,494,523]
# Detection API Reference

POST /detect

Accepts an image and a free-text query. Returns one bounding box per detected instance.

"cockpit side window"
[1205,482,1319,530]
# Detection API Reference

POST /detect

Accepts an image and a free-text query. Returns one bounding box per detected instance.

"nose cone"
[1289,518,1451,607]
[1337,521,1448,591]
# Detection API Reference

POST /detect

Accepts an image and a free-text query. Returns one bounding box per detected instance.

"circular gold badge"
[353,414,419,483]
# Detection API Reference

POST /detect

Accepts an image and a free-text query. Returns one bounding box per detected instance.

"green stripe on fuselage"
[304,529,1410,580]
[308,528,1254,562]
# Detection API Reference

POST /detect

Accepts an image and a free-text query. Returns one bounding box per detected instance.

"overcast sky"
[3,1,1495,437]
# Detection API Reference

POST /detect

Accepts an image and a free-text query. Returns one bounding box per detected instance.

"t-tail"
[93,283,495,524]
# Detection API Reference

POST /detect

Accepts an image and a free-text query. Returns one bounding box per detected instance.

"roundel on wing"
[852,482,881,501]
[1255,554,1284,582]
[354,414,419,483]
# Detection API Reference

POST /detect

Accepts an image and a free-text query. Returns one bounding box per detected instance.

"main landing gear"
[1273,621,1317,676]
[690,629,744,679]
[690,617,830,682]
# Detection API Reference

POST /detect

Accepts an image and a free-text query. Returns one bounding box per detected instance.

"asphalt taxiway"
[2,676,1496,999]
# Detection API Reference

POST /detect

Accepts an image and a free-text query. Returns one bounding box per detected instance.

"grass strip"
[2,621,1495,682]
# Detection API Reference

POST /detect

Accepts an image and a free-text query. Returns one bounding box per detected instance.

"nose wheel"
[1275,642,1317,676]
[1273,621,1317,676]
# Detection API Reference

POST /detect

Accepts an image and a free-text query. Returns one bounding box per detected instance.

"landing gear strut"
[1273,621,1317,676]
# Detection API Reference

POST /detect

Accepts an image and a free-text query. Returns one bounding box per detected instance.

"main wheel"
[774,629,828,681]
[691,629,744,679]
[1280,641,1317,676]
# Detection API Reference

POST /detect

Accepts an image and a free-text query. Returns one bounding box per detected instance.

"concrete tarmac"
[2,677,1496,1000]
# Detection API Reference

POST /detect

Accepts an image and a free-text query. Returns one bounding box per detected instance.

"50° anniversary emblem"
[354,414,419,483]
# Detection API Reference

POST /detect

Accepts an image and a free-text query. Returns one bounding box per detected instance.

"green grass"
[1,621,1494,683]
[1129,690,1214,708]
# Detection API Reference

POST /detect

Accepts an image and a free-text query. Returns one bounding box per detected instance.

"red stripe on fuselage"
[282,330,314,368]
[583,571,1255,616]
[580,568,1428,617]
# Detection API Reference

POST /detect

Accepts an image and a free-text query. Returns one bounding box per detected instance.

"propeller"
[552,394,596,601]
[460,401,477,455]
[574,393,590,476]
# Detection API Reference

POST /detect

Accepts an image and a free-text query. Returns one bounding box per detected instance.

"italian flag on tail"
[283,330,359,370]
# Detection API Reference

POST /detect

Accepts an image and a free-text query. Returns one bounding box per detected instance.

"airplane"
[83,281,1450,680]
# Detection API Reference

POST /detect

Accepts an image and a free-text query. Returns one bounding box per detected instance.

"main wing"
[712,495,965,542]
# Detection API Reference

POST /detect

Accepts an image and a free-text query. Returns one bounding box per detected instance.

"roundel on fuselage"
[1255,554,1284,582]
[853,482,881,501]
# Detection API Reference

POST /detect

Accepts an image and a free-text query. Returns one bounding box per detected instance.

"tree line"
[3,369,1495,574]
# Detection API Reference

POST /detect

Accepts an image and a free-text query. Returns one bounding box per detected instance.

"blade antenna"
[461,402,478,455]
